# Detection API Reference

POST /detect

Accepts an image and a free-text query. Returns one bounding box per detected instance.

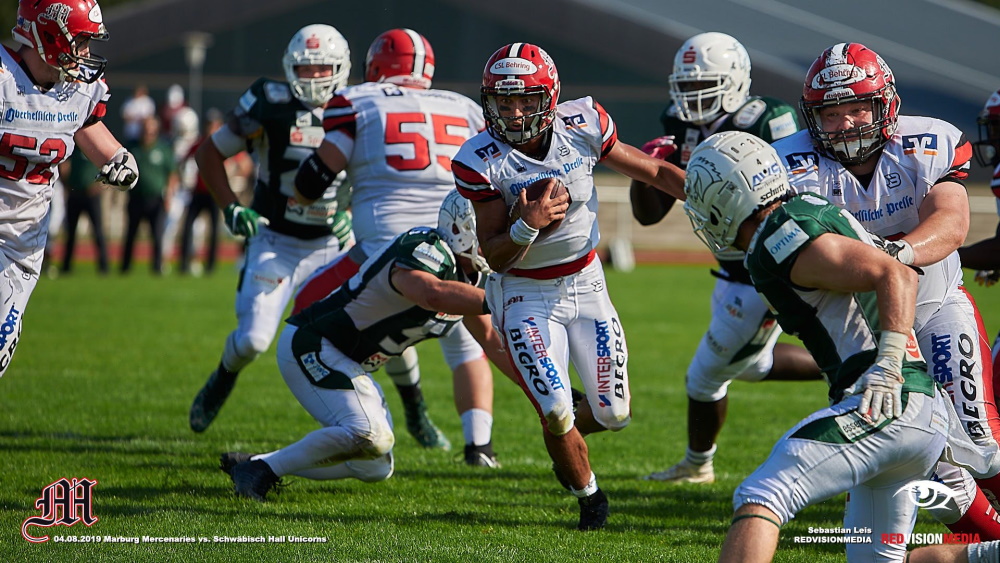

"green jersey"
[746,193,933,404]
[287,227,474,385]
[661,96,800,282]
[231,78,351,240]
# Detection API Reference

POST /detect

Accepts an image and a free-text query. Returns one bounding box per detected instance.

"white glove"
[857,330,907,423]
[96,147,139,191]
[871,236,915,265]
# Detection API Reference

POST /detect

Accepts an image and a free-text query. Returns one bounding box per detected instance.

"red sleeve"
[592,100,618,160]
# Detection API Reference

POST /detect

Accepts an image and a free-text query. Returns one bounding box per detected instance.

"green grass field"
[2,262,999,562]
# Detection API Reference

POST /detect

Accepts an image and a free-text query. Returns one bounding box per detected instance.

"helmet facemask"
[481,89,554,145]
[438,191,490,274]
[974,111,1000,168]
[801,93,896,166]
[669,75,744,125]
[283,25,351,107]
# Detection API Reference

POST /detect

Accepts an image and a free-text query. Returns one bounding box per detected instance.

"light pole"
[183,32,213,118]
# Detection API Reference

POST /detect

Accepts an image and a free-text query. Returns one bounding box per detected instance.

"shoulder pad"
[263,81,293,104]
[732,99,767,129]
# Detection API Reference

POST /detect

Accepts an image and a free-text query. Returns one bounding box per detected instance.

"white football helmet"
[283,24,351,107]
[683,131,791,252]
[669,32,752,125]
[438,190,490,274]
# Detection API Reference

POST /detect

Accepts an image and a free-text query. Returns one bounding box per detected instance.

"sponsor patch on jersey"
[834,409,878,442]
[0,103,81,131]
[237,90,257,113]
[733,99,766,128]
[295,111,313,127]
[289,125,324,148]
[412,242,448,271]
[764,219,808,263]
[767,112,797,140]
[300,352,331,380]
[263,82,292,104]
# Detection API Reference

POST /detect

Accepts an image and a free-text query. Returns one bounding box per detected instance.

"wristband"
[509,218,539,246]
[295,152,338,200]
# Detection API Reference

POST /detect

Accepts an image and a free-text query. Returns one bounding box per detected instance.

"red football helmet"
[12,0,110,83]
[974,89,1000,168]
[364,28,434,89]
[800,43,900,165]
[481,43,560,145]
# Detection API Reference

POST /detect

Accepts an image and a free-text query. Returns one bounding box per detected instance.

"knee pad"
[345,454,394,483]
[597,411,631,432]
[359,425,395,459]
[544,402,575,436]
[386,348,420,386]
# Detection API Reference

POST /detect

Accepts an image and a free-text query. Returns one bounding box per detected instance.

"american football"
[508,177,571,236]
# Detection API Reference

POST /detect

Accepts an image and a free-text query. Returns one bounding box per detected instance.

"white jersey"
[0,46,109,274]
[322,82,484,256]
[453,97,617,271]
[773,116,971,315]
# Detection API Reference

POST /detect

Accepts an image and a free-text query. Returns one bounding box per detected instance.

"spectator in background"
[162,105,200,271]
[121,83,155,143]
[179,108,234,275]
[60,149,110,275]
[160,84,186,138]
[121,116,177,275]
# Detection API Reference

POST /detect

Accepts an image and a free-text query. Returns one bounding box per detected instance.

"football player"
[219,191,509,500]
[635,33,822,485]
[0,0,139,377]
[293,29,503,466]
[959,89,1000,360]
[773,43,1000,538]
[452,43,685,530]
[686,131,982,563]
[188,24,353,432]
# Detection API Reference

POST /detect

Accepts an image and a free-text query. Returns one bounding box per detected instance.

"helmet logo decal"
[489,58,538,76]
[305,34,320,49]
[39,3,72,25]
[88,4,103,24]
[682,47,697,64]
[685,156,722,204]
[812,64,865,88]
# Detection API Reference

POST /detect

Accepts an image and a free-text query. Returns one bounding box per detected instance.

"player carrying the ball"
[452,42,685,531]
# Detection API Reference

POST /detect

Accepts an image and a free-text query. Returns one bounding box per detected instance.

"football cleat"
[189,368,238,433]
[403,400,451,451]
[577,488,609,531]
[463,442,500,468]
[644,459,715,484]
[231,460,282,502]
[219,452,253,477]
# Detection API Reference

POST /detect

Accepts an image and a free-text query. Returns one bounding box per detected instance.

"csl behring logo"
[893,479,957,510]
[21,477,98,542]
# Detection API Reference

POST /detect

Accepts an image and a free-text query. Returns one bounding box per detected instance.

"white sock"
[571,472,599,498]
[460,408,493,446]
[686,444,717,467]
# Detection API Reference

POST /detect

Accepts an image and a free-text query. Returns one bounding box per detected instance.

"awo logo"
[21,478,98,542]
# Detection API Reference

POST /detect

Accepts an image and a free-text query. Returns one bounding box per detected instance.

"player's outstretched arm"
[391,266,489,317]
[195,138,238,208]
[602,141,686,201]
[959,221,1000,271]
[903,181,970,267]
[462,314,520,385]
[75,122,138,191]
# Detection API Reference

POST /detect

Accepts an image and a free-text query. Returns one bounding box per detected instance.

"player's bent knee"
[686,371,733,402]
[345,455,394,483]
[544,402,575,436]
[600,412,631,432]
[359,427,395,459]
